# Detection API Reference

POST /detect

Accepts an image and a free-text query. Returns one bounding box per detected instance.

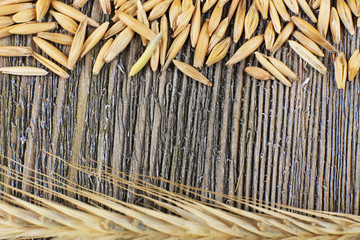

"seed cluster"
[0,0,359,88]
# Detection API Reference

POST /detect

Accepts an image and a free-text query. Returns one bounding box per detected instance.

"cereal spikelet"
[233,0,246,42]
[173,59,212,86]
[104,20,126,39]
[0,16,14,28]
[0,66,48,76]
[93,38,113,75]
[172,5,194,37]
[264,21,275,50]
[334,51,347,89]
[266,56,299,81]
[330,7,341,44]
[283,0,299,14]
[272,0,290,21]
[32,52,69,78]
[292,31,324,57]
[33,36,69,68]
[160,15,168,66]
[348,50,360,81]
[244,4,259,39]
[9,22,57,34]
[190,0,201,47]
[136,0,149,46]
[245,66,275,80]
[150,20,160,72]
[12,8,36,23]
[148,0,172,21]
[36,0,50,22]
[104,27,135,63]
[269,0,281,33]
[81,22,109,58]
[208,0,227,35]
[297,0,317,22]
[336,0,355,35]
[0,46,32,56]
[206,37,231,66]
[255,0,269,19]
[208,17,229,53]
[168,0,181,29]
[68,18,87,70]
[50,10,78,34]
[0,3,33,16]
[271,22,294,54]
[318,0,330,37]
[37,32,73,45]
[194,20,210,68]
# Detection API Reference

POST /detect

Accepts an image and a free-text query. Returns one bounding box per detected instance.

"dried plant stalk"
[129,30,164,76]
[244,4,259,39]
[150,20,160,71]
[255,0,269,19]
[289,40,327,74]
[37,32,73,45]
[297,0,317,22]
[272,0,290,21]
[36,0,50,22]
[226,34,264,66]
[32,52,70,78]
[348,50,360,81]
[50,10,79,34]
[291,16,335,51]
[68,18,87,70]
[0,46,32,56]
[255,52,292,86]
[208,17,229,53]
[318,0,330,37]
[194,20,210,68]
[93,38,113,75]
[190,0,201,47]
[148,0,172,21]
[12,8,36,23]
[206,37,231,66]
[9,22,57,34]
[33,36,69,68]
[264,21,275,50]
[245,66,275,80]
[0,3,33,16]
[266,56,299,81]
[271,22,294,54]
[336,0,355,35]
[81,22,109,58]
[173,59,212,86]
[292,31,324,57]
[330,7,341,44]
[104,27,134,62]
[0,16,14,28]
[269,0,281,33]
[334,51,347,89]
[233,0,246,42]
[0,66,48,76]
[160,15,168,66]
[162,24,190,70]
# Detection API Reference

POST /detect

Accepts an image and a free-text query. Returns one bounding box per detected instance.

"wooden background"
[1,0,360,215]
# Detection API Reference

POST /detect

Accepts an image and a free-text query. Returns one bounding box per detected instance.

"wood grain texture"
[1,0,360,214]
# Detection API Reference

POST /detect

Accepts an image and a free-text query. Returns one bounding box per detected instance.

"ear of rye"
[173,59,212,86]
[68,18,87,70]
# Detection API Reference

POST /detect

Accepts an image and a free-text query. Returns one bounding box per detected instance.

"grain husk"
[226,0,240,21]
[266,56,299,81]
[283,0,299,14]
[317,0,330,37]
[0,46,32,56]
[269,0,281,33]
[330,7,341,44]
[104,27,134,62]
[136,0,150,46]
[172,5,194,37]
[289,40,327,74]
[173,59,212,86]
[68,18,87,70]
[193,20,209,68]
[12,8,36,23]
[297,0,317,22]
[93,38,113,75]
[182,0,192,12]
[208,17,229,53]
[37,32,73,46]
[104,20,126,39]
[264,21,275,50]
[244,4,259,39]
[150,20,160,71]
[206,37,231,66]
[292,31,324,57]
[347,0,360,16]
[190,0,201,47]
[0,16,14,28]
[31,51,70,78]
[168,0,181,29]
[81,22,109,58]
[348,49,360,81]
[255,0,269,19]
[0,3,33,16]
[148,0,173,21]
[9,22,57,34]
[0,0,32,6]
[226,34,264,66]
[202,0,217,13]
[100,0,111,14]
[36,0,50,22]
[143,0,163,11]
[336,0,355,35]
[271,22,294,54]
[233,0,246,42]
[0,66,48,76]
[50,10,78,34]
[160,14,168,66]
[272,0,290,21]
[334,51,347,89]
[245,66,275,80]
[73,0,89,8]
[33,36,69,68]
[208,0,226,35]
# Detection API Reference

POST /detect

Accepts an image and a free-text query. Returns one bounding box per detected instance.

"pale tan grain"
[32,52,70,78]
[226,34,264,66]
[172,5,194,37]
[293,31,324,57]
[336,0,355,35]
[0,66,48,76]
[255,0,269,19]
[289,40,327,74]
[136,0,150,46]
[0,0,32,6]
[244,4,259,39]
[93,38,113,75]
[334,51,347,89]
[33,36,69,68]
[104,20,126,39]
[100,0,111,14]
[173,59,212,86]
[310,0,321,9]
[0,3,33,16]
[68,18,87,70]
[227,0,240,21]
[160,14,168,66]
[0,22,29,38]
[168,0,181,29]
[194,20,209,68]
[208,17,229,53]
[50,10,78,34]
[283,0,299,14]
[36,0,50,22]
[9,22,57,34]
[264,21,275,50]
[245,66,275,80]
[81,22,109,58]
[272,0,290,21]
[148,0,173,21]
[0,16,14,28]
[0,46,32,56]
[143,0,162,11]
[72,0,89,8]
[347,0,359,17]
[12,8,35,23]
[318,0,331,37]
[202,0,217,13]
[269,0,281,33]
[266,55,299,81]
[37,32,73,46]
[182,0,192,12]
[104,27,134,62]
[330,7,341,44]
[297,0,317,22]
[206,37,231,66]
[118,0,137,15]
[190,0,201,47]
[271,22,294,54]
[150,20,160,72]
[233,0,246,42]
[348,49,360,81]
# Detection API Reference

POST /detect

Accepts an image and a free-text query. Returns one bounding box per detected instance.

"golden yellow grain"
[0,3,33,16]
[269,0,281,33]
[358,17,360,27]
[160,14,168,66]
[208,0,227,35]
[104,27,134,62]
[272,0,290,21]
[297,0,317,22]
[148,0,173,21]
[117,11,157,41]
[104,20,126,39]
[208,17,229,53]
[194,20,209,68]
[206,37,231,66]
[150,20,160,72]
[12,8,35,23]
[173,59,212,86]
[0,16,14,28]
[255,0,269,19]
[317,0,330,37]
[81,22,109,58]
[162,24,190,70]
[129,30,164,76]
[100,0,111,14]
[202,0,217,13]
[330,7,341,44]
[334,51,347,89]
[244,4,259,39]
[33,36,69,68]
[68,18,87,70]
[36,0,50,22]
[288,40,327,74]
[245,66,275,80]
[0,46,32,56]
[73,0,89,8]
[182,0,192,12]
[50,10,78,34]
[37,32,73,45]
[118,0,137,15]
[93,38,113,75]
[143,0,163,11]
[0,0,32,6]
[137,0,150,46]
[347,0,359,17]
[169,0,181,29]
[226,34,264,66]
[255,52,291,86]
[227,0,240,21]
[190,0,201,47]
[31,52,70,78]
[0,66,48,76]
[114,0,127,9]
[233,0,246,42]
[291,16,335,51]
[9,22,57,34]
[336,0,355,35]
[293,31,324,57]
[283,0,299,14]
[0,22,28,38]
[172,5,194,37]
[51,1,99,27]
[271,22,294,54]
[264,21,275,50]
[266,56,299,81]
[348,50,359,81]
[310,0,321,9]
